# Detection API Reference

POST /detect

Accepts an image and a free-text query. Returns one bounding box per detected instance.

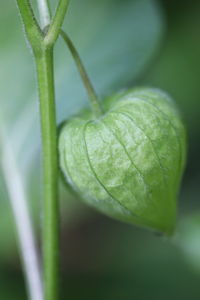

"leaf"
[142,1,200,138]
[0,0,164,257]
[175,213,200,273]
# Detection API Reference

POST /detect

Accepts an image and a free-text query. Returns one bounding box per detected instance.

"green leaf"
[176,213,200,273]
[142,1,200,138]
[59,88,186,235]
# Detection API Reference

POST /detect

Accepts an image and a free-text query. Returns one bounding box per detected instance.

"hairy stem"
[16,1,70,299]
[60,30,102,118]
[44,0,69,47]
[35,49,59,300]
[16,0,43,50]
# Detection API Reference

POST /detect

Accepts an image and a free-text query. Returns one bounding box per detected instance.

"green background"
[0,0,200,299]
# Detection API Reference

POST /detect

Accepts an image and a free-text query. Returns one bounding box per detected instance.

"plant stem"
[60,30,102,118]
[0,121,43,300]
[35,48,59,300]
[16,0,43,51]
[44,0,69,47]
[16,1,69,299]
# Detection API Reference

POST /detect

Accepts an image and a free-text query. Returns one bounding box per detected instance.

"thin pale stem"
[37,0,51,29]
[0,122,43,300]
[35,48,59,300]
[60,30,102,118]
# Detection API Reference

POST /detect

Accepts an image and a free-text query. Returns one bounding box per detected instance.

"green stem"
[60,30,102,118]
[16,0,43,51]
[35,49,59,300]
[44,0,70,47]
[16,1,70,299]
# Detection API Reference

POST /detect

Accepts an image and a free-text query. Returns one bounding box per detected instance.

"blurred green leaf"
[142,2,200,145]
[175,213,200,273]
[56,0,164,120]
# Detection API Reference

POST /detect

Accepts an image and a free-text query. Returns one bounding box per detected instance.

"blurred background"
[0,0,200,299]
